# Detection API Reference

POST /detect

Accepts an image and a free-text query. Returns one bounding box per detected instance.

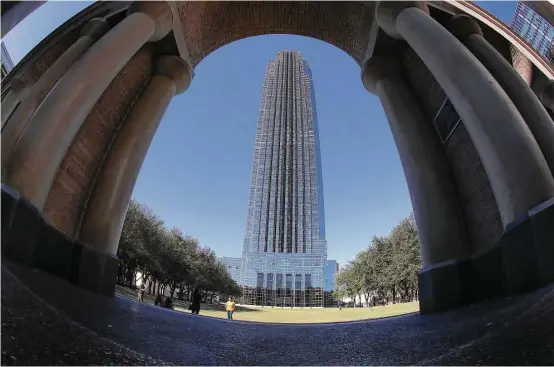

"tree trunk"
[117,262,124,285]
[177,284,185,299]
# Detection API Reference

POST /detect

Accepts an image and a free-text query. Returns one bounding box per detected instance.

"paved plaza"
[2,259,554,366]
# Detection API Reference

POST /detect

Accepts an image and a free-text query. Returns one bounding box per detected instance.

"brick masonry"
[511,45,534,86]
[176,2,375,67]
[399,46,503,255]
[43,47,154,238]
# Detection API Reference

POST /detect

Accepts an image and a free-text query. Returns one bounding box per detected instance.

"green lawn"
[116,285,419,323]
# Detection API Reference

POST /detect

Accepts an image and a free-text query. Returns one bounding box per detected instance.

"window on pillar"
[432,98,461,143]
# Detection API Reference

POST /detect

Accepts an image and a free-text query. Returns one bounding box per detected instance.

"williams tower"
[240,51,327,307]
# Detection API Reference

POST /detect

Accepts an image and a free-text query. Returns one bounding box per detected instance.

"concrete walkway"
[2,259,554,365]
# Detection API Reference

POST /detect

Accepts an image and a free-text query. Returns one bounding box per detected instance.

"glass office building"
[240,51,327,307]
[323,260,339,306]
[1,42,14,80]
[324,260,338,292]
[219,256,242,282]
[510,1,554,62]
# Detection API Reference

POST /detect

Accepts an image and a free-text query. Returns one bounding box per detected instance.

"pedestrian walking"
[137,283,146,302]
[226,297,236,320]
[190,288,202,315]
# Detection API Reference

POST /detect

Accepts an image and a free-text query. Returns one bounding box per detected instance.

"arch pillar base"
[1,185,118,297]
[471,198,554,299]
[2,186,45,267]
[420,198,554,314]
[2,185,74,277]
[418,259,471,314]
[67,242,119,297]
[1,185,20,254]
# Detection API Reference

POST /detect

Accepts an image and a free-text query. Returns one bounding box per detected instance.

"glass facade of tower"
[324,260,338,292]
[510,1,554,62]
[240,51,327,307]
[323,260,338,306]
[1,42,14,80]
[220,256,242,283]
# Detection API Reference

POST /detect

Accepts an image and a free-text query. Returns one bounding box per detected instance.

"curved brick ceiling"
[176,1,376,67]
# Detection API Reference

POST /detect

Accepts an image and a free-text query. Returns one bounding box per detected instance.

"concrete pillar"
[448,15,554,178]
[362,55,468,267]
[376,1,554,228]
[1,18,110,176]
[541,80,554,111]
[4,1,174,211]
[78,55,192,255]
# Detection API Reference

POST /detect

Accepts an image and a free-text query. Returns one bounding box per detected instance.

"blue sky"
[2,1,516,266]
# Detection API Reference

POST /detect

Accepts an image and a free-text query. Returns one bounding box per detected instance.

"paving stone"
[2,259,554,365]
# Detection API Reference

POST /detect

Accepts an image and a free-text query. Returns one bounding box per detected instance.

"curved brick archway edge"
[1,0,554,318]
[175,2,375,67]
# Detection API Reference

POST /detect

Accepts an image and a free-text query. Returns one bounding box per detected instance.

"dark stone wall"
[398,45,503,255]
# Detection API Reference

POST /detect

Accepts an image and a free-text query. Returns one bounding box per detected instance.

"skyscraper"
[240,51,327,307]
[1,42,14,80]
[324,260,339,306]
[510,1,554,62]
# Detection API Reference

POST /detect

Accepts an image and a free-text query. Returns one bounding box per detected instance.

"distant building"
[219,256,242,283]
[323,260,338,292]
[324,260,338,306]
[1,42,14,79]
[510,1,554,62]
[239,51,328,308]
[218,52,332,308]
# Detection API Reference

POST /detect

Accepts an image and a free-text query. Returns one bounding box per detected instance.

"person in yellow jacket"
[225,297,236,320]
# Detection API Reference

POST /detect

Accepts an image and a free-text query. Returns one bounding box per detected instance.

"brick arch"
[176,2,376,67]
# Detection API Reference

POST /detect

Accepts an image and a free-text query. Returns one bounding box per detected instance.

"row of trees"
[335,215,421,306]
[117,200,241,300]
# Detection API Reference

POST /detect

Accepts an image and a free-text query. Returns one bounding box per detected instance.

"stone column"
[448,15,554,177]
[541,80,554,111]
[78,56,192,255]
[4,1,174,211]
[1,18,110,175]
[362,55,468,267]
[376,1,554,228]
